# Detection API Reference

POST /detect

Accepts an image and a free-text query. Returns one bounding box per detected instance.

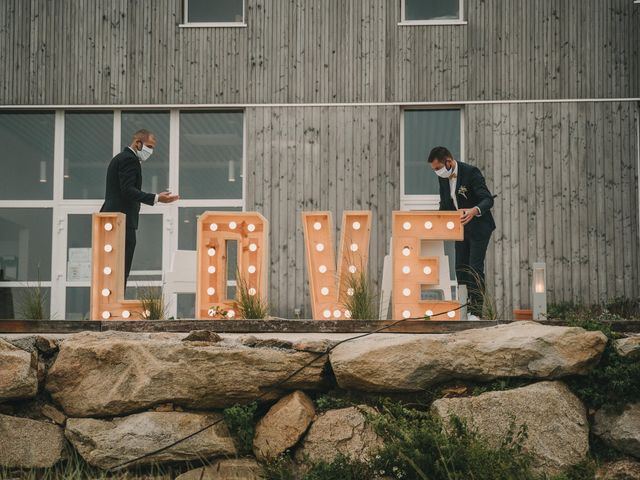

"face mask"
[435,162,452,178]
[136,144,153,162]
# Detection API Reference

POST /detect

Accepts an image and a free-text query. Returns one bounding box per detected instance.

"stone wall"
[1,322,639,478]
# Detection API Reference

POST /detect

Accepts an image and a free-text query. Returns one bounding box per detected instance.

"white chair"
[163,250,197,318]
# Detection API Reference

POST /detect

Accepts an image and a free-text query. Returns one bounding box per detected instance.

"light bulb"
[425,310,433,317]
[249,243,258,252]
[402,266,410,274]
[227,309,235,318]
[122,310,130,319]
[424,221,433,230]
[446,221,455,230]
[348,265,356,273]
[402,247,410,257]
[402,310,411,319]
[352,221,361,230]
[101,288,110,297]
[423,266,432,275]
[103,266,112,275]
[333,309,341,318]
[319,265,327,273]
[104,222,113,231]
[248,287,256,296]
[248,265,256,274]
[347,288,354,296]
[344,310,352,318]
[208,248,216,257]
[207,287,215,296]
[104,244,112,253]
[313,222,322,231]
[321,287,329,296]
[447,311,455,318]
[350,243,358,252]
[248,223,256,232]
[208,265,216,274]
[210,223,218,231]
[403,221,411,230]
[323,310,331,318]
[229,221,237,230]
[316,243,324,252]
[402,288,411,297]
[102,311,110,319]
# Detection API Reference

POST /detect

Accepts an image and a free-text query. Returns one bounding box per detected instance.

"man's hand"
[460,207,479,226]
[158,191,179,203]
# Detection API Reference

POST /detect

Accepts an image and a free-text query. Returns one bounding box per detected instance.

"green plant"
[263,453,297,480]
[136,286,168,320]
[17,281,50,320]
[564,328,640,411]
[0,447,177,479]
[341,267,378,320]
[367,401,537,480]
[235,272,270,319]
[471,377,532,396]
[223,401,258,455]
[460,267,501,320]
[302,454,375,480]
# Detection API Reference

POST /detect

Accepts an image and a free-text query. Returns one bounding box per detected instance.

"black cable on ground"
[110,303,469,471]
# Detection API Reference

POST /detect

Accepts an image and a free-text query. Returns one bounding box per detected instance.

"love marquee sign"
[90,210,463,321]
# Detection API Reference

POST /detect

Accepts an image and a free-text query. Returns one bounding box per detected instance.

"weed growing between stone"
[223,401,259,455]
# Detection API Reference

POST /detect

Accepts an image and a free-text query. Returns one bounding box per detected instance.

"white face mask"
[137,144,153,162]
[435,162,452,178]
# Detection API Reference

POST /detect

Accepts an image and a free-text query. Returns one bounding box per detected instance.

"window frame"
[400,106,465,211]
[399,0,467,26]
[0,107,246,320]
[180,0,247,28]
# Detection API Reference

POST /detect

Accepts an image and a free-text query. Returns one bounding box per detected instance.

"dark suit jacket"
[438,162,496,240]
[100,147,155,230]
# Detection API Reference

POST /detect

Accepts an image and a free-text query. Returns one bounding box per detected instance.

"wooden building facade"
[0,0,638,318]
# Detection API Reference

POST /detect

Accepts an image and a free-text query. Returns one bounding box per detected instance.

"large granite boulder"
[0,414,66,468]
[431,381,589,476]
[330,322,607,391]
[614,335,640,359]
[0,338,38,401]
[593,403,640,459]
[295,406,383,464]
[176,458,264,480]
[65,411,236,469]
[253,390,315,461]
[46,331,327,417]
[596,459,640,480]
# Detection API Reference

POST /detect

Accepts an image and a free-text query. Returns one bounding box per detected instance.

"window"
[121,111,170,196]
[0,112,54,200]
[402,108,462,206]
[401,0,465,24]
[179,111,244,200]
[183,0,245,26]
[64,112,113,199]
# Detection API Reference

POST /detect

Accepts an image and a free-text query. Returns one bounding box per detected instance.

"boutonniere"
[457,185,468,199]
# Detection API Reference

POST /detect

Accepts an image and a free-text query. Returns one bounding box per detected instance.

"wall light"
[39,160,47,183]
[532,262,547,320]
[228,160,236,182]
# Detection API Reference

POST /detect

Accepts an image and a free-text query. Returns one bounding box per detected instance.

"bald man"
[100,129,179,286]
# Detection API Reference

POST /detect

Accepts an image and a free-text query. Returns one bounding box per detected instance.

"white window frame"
[0,107,246,320]
[399,0,467,26]
[180,0,247,28]
[400,106,465,211]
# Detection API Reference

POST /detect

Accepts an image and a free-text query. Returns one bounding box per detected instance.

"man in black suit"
[100,129,178,286]
[428,146,496,319]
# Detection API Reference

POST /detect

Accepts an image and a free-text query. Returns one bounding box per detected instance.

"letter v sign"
[302,211,372,320]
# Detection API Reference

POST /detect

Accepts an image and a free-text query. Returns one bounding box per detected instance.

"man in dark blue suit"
[100,129,179,286]
[428,146,496,319]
